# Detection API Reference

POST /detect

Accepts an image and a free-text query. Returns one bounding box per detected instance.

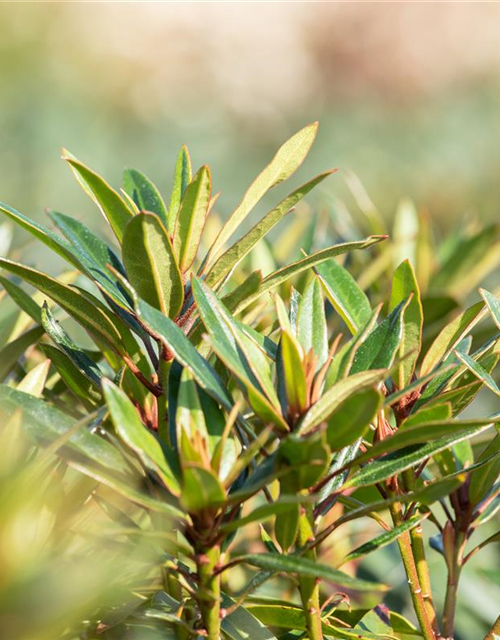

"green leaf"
[41,303,103,387]
[316,258,371,334]
[275,503,300,552]
[245,603,373,638]
[297,276,328,371]
[206,123,319,266]
[341,515,427,565]
[175,368,210,465]
[350,300,407,374]
[0,275,41,324]
[122,212,184,318]
[180,463,226,512]
[168,145,192,233]
[0,385,128,473]
[420,300,486,376]
[481,288,500,331]
[48,210,132,310]
[0,326,44,381]
[192,277,286,431]
[65,156,134,243]
[354,419,492,467]
[137,298,233,410]
[326,387,383,450]
[16,359,50,397]
[326,308,381,386]
[103,379,180,494]
[70,459,181,515]
[278,434,330,490]
[0,258,125,352]
[469,433,500,506]
[236,553,387,591]
[205,171,334,289]
[222,594,277,640]
[172,166,211,272]
[454,350,500,397]
[0,201,83,271]
[235,236,387,315]
[279,330,307,416]
[299,369,388,433]
[123,167,168,225]
[344,425,494,489]
[40,343,101,406]
[390,260,423,388]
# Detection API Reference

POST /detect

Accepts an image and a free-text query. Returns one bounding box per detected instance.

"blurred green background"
[2,2,500,246]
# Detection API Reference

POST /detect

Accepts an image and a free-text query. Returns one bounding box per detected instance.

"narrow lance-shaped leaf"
[0,326,44,381]
[16,359,51,398]
[343,425,493,489]
[296,276,328,371]
[454,350,500,397]
[206,123,319,267]
[168,145,192,233]
[390,259,423,388]
[64,155,134,243]
[192,277,287,431]
[103,379,180,494]
[41,303,102,387]
[173,165,211,272]
[279,330,307,417]
[0,275,41,324]
[316,258,371,334]
[354,418,493,466]
[40,343,101,406]
[469,432,500,506]
[123,167,168,225]
[205,170,334,289]
[326,387,383,450]
[0,385,128,473]
[137,298,233,410]
[420,300,486,376]
[0,201,83,271]
[122,212,184,318]
[234,235,387,315]
[340,514,427,566]
[180,463,226,513]
[350,299,408,374]
[235,554,387,592]
[0,258,125,352]
[48,211,132,310]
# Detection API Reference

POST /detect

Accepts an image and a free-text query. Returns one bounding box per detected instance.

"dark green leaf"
[123,167,168,225]
[103,379,180,494]
[316,257,371,334]
[236,554,387,591]
[122,212,184,318]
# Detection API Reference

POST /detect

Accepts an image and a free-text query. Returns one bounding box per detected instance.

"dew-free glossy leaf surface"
[122,212,184,318]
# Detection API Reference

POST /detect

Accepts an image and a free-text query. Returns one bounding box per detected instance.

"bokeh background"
[1,3,500,639]
[2,2,500,240]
